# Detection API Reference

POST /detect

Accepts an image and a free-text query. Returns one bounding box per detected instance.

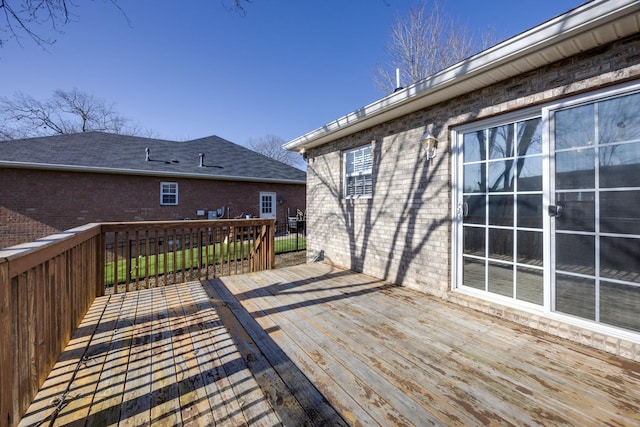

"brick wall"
[305,34,640,360]
[0,168,305,248]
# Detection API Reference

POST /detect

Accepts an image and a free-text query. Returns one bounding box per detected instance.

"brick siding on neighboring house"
[0,132,306,248]
[304,33,640,360]
[0,167,305,249]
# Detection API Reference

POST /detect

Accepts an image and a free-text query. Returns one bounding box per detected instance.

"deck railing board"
[0,224,103,427]
[1,219,275,427]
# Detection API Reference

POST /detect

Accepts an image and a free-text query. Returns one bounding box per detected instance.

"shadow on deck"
[19,263,640,426]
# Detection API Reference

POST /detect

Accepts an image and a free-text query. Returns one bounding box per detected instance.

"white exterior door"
[259,192,276,219]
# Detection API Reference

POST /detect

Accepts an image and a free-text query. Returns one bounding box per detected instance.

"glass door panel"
[460,117,543,304]
[551,91,640,332]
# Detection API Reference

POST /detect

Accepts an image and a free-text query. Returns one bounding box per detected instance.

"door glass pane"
[489,124,514,159]
[463,195,485,225]
[463,226,485,256]
[463,258,485,290]
[516,267,543,304]
[600,236,640,283]
[517,118,542,155]
[516,155,542,191]
[555,103,595,150]
[488,228,513,261]
[517,194,543,229]
[599,142,640,188]
[488,160,514,192]
[517,231,543,265]
[488,195,513,226]
[556,274,595,320]
[555,191,595,232]
[488,262,513,297]
[463,164,484,193]
[600,190,640,235]
[463,130,485,163]
[556,233,595,275]
[262,195,272,214]
[600,281,640,332]
[599,92,640,144]
[555,148,595,189]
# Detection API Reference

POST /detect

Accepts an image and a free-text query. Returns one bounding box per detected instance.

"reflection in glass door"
[551,92,640,332]
[460,117,544,305]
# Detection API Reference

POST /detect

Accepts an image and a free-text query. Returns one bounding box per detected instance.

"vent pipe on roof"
[145,147,150,161]
[199,153,204,167]
[394,68,403,92]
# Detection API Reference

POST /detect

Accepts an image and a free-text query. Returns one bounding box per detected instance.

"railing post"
[0,258,17,427]
[270,219,275,269]
[97,229,105,297]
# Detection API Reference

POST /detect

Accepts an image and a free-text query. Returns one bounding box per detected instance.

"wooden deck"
[20,263,640,426]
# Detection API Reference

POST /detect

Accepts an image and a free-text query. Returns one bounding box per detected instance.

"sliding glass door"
[455,86,640,333]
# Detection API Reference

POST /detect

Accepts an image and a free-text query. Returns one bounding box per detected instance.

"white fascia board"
[0,161,306,185]
[284,0,640,152]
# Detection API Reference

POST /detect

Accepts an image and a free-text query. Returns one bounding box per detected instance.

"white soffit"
[284,0,640,151]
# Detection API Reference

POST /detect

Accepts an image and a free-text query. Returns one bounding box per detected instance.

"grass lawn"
[105,235,306,286]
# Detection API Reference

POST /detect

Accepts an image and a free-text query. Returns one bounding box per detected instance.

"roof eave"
[0,161,306,185]
[284,0,640,152]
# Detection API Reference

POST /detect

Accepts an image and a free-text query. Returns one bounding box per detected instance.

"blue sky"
[1,0,584,145]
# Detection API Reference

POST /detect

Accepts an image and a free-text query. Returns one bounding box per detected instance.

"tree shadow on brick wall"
[306,124,450,287]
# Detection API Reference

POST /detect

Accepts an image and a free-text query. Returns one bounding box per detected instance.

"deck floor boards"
[19,262,640,426]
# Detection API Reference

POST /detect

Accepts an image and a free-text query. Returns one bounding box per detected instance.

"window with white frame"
[343,145,373,198]
[160,182,178,205]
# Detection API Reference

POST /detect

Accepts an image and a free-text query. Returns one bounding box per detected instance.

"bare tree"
[0,0,127,49]
[0,88,139,139]
[374,1,494,94]
[223,0,253,15]
[0,1,255,49]
[247,134,305,170]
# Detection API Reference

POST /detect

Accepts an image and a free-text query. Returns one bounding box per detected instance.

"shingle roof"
[0,132,306,183]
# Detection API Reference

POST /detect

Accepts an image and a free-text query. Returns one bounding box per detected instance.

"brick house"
[0,132,306,248]
[285,0,640,359]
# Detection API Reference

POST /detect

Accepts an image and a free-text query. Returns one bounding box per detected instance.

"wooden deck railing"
[0,219,275,427]
[101,219,275,294]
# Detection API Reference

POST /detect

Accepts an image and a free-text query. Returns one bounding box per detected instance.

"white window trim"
[160,182,178,206]
[343,144,373,199]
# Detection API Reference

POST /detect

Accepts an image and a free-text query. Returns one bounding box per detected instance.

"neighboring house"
[0,132,306,248]
[285,0,640,359]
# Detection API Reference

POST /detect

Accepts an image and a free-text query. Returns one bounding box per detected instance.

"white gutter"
[284,0,640,151]
[0,161,306,185]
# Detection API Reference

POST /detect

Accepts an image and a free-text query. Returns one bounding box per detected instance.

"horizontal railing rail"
[0,218,275,427]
